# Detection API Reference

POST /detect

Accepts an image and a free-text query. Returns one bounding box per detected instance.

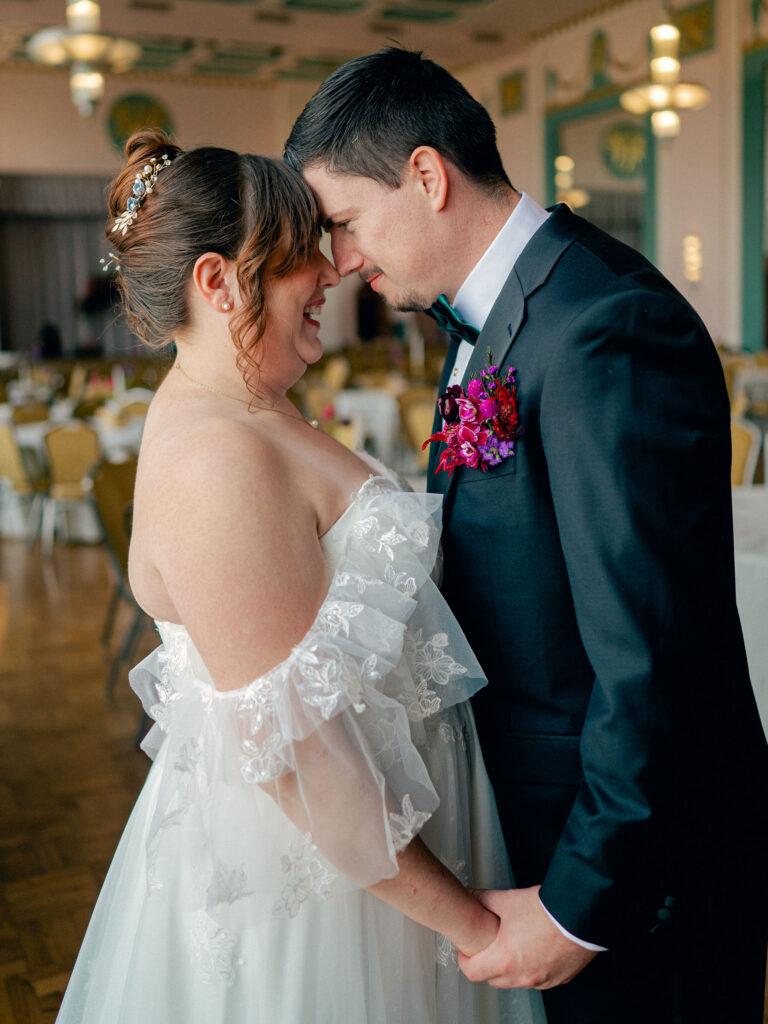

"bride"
[56,130,546,1024]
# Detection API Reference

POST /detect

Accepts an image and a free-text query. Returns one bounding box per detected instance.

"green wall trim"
[742,47,768,352]
[544,93,656,265]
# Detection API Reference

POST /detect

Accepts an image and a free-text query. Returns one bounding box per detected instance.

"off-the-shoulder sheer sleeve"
[129,477,489,923]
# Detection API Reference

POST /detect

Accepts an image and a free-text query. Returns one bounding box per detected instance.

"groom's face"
[302,163,439,312]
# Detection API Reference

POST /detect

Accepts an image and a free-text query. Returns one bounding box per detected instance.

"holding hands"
[459,886,598,990]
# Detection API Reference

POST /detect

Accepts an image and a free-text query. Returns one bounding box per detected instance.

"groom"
[286,47,768,1023]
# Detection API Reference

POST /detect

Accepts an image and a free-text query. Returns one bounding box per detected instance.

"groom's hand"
[458,885,598,989]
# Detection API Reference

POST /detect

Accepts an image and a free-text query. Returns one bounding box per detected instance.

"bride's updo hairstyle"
[106,129,320,394]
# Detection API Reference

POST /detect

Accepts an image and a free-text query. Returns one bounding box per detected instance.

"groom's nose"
[330,233,363,277]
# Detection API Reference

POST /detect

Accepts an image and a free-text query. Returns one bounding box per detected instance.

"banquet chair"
[118,401,150,424]
[324,419,359,451]
[322,356,351,392]
[11,402,49,425]
[41,423,100,555]
[0,424,49,544]
[90,455,151,698]
[398,387,438,472]
[731,416,762,486]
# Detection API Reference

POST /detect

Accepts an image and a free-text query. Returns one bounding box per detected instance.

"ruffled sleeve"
[129,476,488,920]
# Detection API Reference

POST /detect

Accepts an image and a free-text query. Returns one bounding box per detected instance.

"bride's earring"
[221,300,232,312]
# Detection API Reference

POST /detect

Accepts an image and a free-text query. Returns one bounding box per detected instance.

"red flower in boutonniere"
[422,364,520,476]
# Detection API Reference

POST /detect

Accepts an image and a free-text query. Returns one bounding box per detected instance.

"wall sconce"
[554,155,590,210]
[682,233,703,282]
[619,17,709,138]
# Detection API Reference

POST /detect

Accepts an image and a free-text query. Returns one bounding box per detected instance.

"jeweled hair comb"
[111,153,172,237]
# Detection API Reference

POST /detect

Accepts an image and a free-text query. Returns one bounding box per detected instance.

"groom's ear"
[408,147,449,212]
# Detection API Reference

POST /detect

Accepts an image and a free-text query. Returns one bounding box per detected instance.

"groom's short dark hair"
[284,47,511,196]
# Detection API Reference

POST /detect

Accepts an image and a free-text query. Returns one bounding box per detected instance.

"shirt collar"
[452,192,550,332]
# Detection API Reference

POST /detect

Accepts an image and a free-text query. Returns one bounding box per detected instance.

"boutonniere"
[422,358,520,476]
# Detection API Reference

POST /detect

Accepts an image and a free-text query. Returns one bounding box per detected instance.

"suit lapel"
[427,335,460,482]
[426,204,588,499]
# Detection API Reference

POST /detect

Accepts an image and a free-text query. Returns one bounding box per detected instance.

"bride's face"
[260,246,340,387]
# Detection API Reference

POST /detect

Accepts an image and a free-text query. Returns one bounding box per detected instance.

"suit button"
[657,908,672,922]
[664,896,677,909]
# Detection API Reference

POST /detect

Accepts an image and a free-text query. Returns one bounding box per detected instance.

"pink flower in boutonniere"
[422,360,520,476]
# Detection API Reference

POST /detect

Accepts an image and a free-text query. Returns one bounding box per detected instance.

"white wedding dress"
[57,469,546,1024]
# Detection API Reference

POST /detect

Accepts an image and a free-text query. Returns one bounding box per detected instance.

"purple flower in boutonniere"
[423,361,520,476]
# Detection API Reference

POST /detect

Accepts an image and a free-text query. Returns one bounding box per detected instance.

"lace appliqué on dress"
[273,833,338,919]
[389,794,432,853]
[190,910,243,987]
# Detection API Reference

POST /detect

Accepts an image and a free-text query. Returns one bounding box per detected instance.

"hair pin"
[112,153,172,236]
[99,252,120,273]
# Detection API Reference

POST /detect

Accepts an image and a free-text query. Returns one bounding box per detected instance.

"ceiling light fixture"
[27,1,141,117]
[619,16,709,138]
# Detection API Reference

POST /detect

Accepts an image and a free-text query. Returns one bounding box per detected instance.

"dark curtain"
[0,174,136,355]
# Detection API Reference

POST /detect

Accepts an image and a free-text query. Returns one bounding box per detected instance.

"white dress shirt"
[446,192,550,386]
[442,192,608,953]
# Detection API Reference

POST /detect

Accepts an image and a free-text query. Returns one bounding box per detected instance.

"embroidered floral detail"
[149,676,183,732]
[175,738,203,774]
[240,731,285,784]
[397,680,443,722]
[352,516,408,561]
[190,910,242,986]
[408,630,468,688]
[436,932,459,969]
[334,570,384,594]
[273,834,337,918]
[389,794,431,852]
[317,600,364,637]
[292,645,347,719]
[207,861,253,908]
[384,563,417,595]
[436,719,468,750]
[405,519,430,551]
[236,681,286,783]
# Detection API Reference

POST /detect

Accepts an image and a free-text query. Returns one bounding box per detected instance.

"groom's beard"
[361,272,432,314]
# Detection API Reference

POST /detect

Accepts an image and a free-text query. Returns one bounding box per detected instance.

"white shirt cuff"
[539,897,608,952]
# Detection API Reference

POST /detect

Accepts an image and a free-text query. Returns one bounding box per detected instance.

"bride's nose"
[318,253,340,289]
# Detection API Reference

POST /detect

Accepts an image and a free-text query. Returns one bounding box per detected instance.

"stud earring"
[221,301,232,312]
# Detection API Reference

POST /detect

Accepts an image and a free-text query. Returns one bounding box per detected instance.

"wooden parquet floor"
[0,539,155,1023]
[0,538,766,1023]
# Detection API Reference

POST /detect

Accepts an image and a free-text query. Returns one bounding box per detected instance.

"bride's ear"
[191,252,235,314]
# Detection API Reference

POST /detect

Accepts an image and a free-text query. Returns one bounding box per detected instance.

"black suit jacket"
[428,205,768,950]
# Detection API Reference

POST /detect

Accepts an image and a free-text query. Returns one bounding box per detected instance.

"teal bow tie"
[427,294,479,346]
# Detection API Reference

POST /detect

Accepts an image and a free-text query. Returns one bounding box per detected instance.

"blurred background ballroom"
[1,0,768,1018]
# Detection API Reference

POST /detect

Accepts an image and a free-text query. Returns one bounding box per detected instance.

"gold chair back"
[322,356,350,392]
[731,416,762,486]
[11,402,49,425]
[398,387,438,471]
[0,424,33,493]
[45,424,100,500]
[92,456,138,573]
[324,420,359,450]
[118,401,151,424]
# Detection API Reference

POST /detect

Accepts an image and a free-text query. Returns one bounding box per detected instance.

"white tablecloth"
[732,486,768,738]
[333,389,400,466]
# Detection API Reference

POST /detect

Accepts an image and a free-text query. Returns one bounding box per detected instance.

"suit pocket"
[499,732,581,786]
[459,436,521,484]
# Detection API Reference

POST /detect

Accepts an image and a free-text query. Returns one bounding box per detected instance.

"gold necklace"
[175,363,319,428]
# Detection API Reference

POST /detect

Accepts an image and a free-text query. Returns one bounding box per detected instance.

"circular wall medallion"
[107,94,174,152]
[601,123,647,179]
